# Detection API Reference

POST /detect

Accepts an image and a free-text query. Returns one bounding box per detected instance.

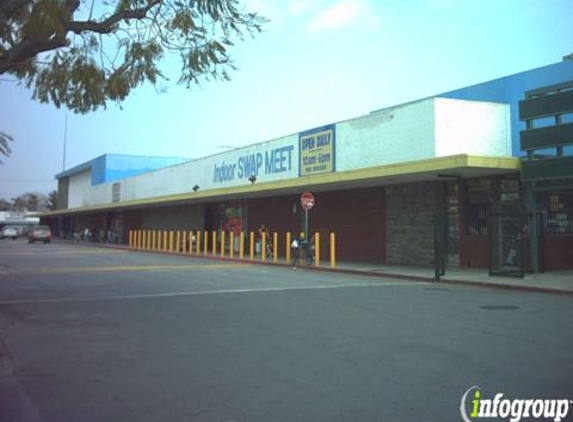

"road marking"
[0,250,128,256]
[0,263,252,276]
[0,282,423,305]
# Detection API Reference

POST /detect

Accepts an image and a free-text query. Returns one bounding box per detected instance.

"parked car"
[1,226,18,240]
[28,225,52,244]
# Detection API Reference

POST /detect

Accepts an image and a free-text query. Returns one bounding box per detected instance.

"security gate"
[488,206,527,277]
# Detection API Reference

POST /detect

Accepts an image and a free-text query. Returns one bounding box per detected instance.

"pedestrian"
[258,224,273,259]
[291,233,309,268]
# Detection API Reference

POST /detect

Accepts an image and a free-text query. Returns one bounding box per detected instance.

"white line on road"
[0,282,423,305]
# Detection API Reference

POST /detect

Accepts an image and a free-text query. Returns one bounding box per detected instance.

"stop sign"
[300,192,315,211]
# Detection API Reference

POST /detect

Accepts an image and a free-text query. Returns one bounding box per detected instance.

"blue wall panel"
[90,155,107,185]
[103,155,190,184]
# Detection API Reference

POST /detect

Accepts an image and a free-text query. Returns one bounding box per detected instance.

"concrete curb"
[53,239,573,296]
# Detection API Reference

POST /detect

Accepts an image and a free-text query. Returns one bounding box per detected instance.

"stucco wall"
[68,169,91,209]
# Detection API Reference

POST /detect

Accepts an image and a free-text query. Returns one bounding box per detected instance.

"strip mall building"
[42,57,573,275]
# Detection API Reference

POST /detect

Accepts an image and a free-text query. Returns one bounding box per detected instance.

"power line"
[0,178,55,183]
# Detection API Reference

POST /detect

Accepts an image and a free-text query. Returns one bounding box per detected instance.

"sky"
[0,0,572,199]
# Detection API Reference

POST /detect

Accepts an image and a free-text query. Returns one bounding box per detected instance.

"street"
[0,240,572,422]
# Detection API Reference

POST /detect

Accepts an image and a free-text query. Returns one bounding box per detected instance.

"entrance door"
[488,206,526,277]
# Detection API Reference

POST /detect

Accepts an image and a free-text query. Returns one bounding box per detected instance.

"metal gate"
[488,205,527,277]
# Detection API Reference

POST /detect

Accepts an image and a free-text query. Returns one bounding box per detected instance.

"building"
[41,57,573,274]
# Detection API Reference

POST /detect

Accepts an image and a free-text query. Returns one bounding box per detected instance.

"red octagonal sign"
[301,192,315,211]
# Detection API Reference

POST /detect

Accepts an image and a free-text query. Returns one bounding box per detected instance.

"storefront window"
[500,178,519,202]
[467,179,491,235]
[540,193,573,235]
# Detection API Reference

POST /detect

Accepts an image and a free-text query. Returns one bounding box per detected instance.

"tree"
[0,131,12,163]
[0,0,265,113]
[0,198,11,210]
[47,189,58,210]
[11,192,48,211]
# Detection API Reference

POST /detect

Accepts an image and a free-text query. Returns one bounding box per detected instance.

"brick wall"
[386,182,437,266]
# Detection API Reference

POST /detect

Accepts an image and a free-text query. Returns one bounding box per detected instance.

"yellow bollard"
[315,232,320,267]
[249,231,254,260]
[182,231,187,253]
[176,230,181,253]
[163,231,168,252]
[286,232,291,264]
[220,231,226,257]
[212,231,217,256]
[129,230,133,248]
[229,232,235,259]
[330,232,336,268]
[261,231,266,261]
[196,230,201,254]
[152,230,156,250]
[137,230,141,249]
[239,232,245,260]
[273,232,278,263]
[203,230,208,255]
[147,231,152,249]
[169,231,174,253]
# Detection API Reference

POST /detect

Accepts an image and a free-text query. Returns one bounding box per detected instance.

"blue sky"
[0,0,572,199]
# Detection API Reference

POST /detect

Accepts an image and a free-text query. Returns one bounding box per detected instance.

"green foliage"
[47,189,58,210]
[11,192,47,211]
[0,131,12,163]
[0,0,266,113]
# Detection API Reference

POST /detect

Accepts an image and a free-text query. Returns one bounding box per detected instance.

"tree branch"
[0,35,68,74]
[67,0,161,35]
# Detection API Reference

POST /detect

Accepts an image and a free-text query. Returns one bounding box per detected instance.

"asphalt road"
[0,239,572,422]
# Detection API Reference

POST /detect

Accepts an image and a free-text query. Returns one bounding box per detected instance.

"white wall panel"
[434,99,511,157]
[337,99,436,171]
[68,170,91,208]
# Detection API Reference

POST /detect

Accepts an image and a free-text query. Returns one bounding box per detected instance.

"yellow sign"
[299,124,335,176]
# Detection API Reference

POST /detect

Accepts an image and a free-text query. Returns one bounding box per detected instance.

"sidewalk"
[55,239,573,295]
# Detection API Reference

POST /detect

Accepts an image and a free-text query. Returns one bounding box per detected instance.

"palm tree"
[0,132,12,164]
[47,190,58,211]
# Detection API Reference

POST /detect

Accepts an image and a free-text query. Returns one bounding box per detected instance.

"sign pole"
[305,209,309,240]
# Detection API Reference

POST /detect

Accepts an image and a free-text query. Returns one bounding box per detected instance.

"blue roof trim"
[54,155,104,179]
[55,154,191,185]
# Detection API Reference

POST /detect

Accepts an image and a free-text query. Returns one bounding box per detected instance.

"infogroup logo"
[460,386,572,422]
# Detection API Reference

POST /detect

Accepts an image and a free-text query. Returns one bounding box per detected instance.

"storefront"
[40,59,573,274]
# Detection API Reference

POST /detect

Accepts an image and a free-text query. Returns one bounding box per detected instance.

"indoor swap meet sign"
[211,124,336,185]
[299,124,336,176]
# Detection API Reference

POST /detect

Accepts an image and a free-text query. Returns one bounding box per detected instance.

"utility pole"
[62,114,68,171]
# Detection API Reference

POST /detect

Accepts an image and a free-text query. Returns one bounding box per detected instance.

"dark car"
[28,225,52,244]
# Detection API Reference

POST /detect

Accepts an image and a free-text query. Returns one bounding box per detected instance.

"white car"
[1,226,18,240]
